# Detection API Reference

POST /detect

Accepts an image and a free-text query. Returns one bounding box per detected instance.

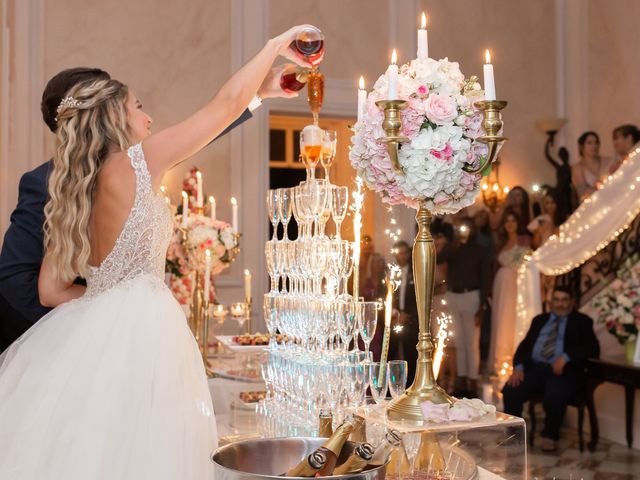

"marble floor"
[527,427,640,480]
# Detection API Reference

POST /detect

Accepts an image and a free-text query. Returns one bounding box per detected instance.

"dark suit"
[0,109,252,352]
[502,310,600,440]
[388,264,419,385]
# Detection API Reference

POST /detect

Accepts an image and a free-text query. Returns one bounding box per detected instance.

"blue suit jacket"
[0,109,252,351]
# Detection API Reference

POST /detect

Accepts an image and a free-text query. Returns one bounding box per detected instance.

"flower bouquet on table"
[350,57,489,214]
[591,254,640,345]
[166,214,240,305]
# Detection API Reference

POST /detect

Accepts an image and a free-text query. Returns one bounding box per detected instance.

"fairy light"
[516,146,640,341]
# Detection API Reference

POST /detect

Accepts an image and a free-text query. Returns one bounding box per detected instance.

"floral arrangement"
[182,166,200,212]
[591,255,640,344]
[350,57,488,214]
[166,214,240,304]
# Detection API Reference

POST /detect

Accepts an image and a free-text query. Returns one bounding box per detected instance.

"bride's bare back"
[89,151,138,268]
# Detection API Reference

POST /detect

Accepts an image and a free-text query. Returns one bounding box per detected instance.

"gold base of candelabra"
[386,203,454,423]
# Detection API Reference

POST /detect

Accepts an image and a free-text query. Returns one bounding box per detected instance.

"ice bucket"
[212,437,388,480]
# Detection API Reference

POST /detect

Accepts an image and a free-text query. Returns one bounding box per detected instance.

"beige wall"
[588,0,640,160]
[44,0,234,217]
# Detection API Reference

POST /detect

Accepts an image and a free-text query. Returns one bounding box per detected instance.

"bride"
[0,25,313,479]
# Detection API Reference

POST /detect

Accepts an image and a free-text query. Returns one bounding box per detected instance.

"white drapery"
[516,144,640,341]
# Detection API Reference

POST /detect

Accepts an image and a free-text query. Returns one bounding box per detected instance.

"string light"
[516,146,640,341]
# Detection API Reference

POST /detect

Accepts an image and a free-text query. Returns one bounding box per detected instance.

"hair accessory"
[55,96,82,122]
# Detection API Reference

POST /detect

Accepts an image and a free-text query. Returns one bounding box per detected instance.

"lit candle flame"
[209,195,215,204]
[359,75,365,90]
[231,197,237,205]
[482,183,489,191]
[181,191,188,199]
[244,269,250,276]
[503,186,510,194]
[485,49,491,64]
[391,49,398,65]
[421,12,427,29]
[205,248,211,259]
[196,171,202,180]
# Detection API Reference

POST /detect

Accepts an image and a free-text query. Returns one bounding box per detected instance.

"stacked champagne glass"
[258,125,383,438]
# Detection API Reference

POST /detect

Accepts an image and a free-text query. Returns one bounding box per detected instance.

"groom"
[0,65,285,352]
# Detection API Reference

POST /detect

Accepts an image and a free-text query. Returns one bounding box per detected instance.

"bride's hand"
[271,25,320,67]
[258,64,299,99]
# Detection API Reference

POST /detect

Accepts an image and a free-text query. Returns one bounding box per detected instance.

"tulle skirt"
[0,274,216,479]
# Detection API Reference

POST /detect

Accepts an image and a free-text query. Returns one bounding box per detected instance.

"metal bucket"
[212,437,388,480]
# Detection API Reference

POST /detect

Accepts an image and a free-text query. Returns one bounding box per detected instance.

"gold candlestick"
[463,100,508,174]
[376,100,409,173]
[387,204,453,422]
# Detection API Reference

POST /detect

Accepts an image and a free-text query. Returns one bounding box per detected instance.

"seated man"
[502,286,599,452]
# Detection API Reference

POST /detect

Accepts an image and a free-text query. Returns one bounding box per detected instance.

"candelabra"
[377,98,508,422]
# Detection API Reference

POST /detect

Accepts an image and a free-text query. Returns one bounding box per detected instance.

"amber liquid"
[307,70,325,125]
[280,72,306,93]
[303,145,321,167]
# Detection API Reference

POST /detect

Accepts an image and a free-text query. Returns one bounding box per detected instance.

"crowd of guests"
[361,124,639,449]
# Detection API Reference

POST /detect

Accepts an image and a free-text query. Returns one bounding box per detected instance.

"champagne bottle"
[315,416,357,476]
[368,429,402,467]
[386,443,411,479]
[332,443,375,475]
[318,409,333,437]
[349,414,367,442]
[284,450,327,477]
[413,431,446,472]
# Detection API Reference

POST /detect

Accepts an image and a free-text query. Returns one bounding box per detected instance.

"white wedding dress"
[0,144,217,479]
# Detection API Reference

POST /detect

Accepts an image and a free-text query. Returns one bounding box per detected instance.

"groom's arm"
[0,163,52,324]
[210,108,253,144]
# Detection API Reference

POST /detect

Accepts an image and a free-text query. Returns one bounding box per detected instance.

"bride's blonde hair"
[44,78,135,281]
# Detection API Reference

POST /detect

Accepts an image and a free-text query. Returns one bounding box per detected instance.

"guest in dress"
[439,219,492,396]
[609,124,640,174]
[572,131,609,200]
[488,209,530,374]
[528,188,562,249]
[502,286,600,452]
[489,186,531,235]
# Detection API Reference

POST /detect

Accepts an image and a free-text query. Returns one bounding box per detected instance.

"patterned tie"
[540,317,559,360]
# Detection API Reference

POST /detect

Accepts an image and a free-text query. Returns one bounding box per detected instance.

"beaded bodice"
[85,144,172,297]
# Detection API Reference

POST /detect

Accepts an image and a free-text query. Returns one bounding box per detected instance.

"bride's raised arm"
[142,25,313,177]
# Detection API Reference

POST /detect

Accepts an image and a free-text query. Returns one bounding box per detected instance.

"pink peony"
[424,93,458,125]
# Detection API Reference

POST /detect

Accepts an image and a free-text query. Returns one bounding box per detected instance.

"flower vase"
[625,337,637,364]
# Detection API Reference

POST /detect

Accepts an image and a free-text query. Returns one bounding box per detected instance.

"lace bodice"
[497,244,528,269]
[85,144,172,297]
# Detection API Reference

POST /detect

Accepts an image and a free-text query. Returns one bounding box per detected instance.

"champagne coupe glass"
[387,360,408,399]
[338,242,355,300]
[357,301,379,363]
[403,432,421,477]
[331,186,349,239]
[300,125,323,181]
[368,361,389,405]
[265,241,278,294]
[320,130,337,182]
[278,187,293,241]
[266,189,281,241]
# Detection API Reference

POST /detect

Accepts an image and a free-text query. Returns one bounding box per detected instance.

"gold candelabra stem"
[386,203,453,422]
[463,100,508,174]
[376,100,409,173]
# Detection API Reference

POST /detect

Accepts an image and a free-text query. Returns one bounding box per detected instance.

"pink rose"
[425,93,458,125]
[431,144,454,162]
[418,85,428,96]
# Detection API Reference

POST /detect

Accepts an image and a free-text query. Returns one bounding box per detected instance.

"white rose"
[220,228,236,250]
